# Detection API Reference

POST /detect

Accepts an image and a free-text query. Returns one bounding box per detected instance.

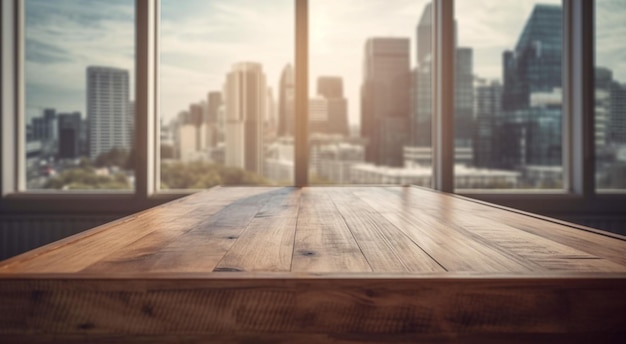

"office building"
[502,5,562,112]
[413,3,474,150]
[317,76,349,136]
[224,62,266,176]
[57,112,82,159]
[87,66,131,159]
[207,91,222,146]
[278,64,295,137]
[361,37,411,167]
[474,80,503,168]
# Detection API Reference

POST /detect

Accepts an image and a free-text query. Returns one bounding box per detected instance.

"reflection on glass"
[159,0,293,189]
[309,0,432,185]
[24,0,135,190]
[595,0,626,191]
[456,0,563,190]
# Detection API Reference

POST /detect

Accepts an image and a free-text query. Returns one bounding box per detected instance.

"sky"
[25,0,626,126]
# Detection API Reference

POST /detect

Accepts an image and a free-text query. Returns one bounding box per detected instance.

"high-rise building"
[224,62,266,175]
[317,76,344,99]
[473,80,502,168]
[207,91,222,123]
[309,96,328,135]
[455,48,474,148]
[278,64,295,137]
[317,76,349,136]
[610,82,626,144]
[361,37,411,167]
[596,67,613,149]
[57,112,81,159]
[413,3,433,148]
[31,108,57,142]
[206,91,223,146]
[43,108,57,141]
[491,4,563,171]
[502,5,562,112]
[413,3,474,150]
[87,66,130,159]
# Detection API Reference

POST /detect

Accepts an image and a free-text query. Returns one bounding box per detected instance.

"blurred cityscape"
[26,3,626,190]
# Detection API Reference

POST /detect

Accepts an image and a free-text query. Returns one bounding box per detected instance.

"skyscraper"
[224,62,266,175]
[317,76,348,136]
[57,112,82,159]
[361,37,411,167]
[278,64,295,137]
[87,66,130,159]
[207,91,222,123]
[502,5,562,112]
[495,4,563,169]
[413,3,474,150]
[473,80,502,168]
[317,76,344,99]
[207,91,223,145]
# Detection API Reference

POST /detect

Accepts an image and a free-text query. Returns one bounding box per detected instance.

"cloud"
[159,0,294,121]
[25,0,135,119]
[25,0,626,127]
[25,40,74,64]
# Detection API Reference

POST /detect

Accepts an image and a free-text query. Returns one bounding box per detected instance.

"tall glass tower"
[86,66,130,160]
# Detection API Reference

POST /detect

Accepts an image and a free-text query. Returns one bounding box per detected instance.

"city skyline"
[26,0,626,127]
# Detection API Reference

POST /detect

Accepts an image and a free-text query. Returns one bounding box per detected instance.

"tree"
[95,147,130,168]
[160,161,269,189]
[44,166,130,190]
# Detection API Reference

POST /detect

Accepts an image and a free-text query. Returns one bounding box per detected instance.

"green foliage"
[160,161,269,189]
[160,144,175,160]
[95,147,132,169]
[44,166,130,190]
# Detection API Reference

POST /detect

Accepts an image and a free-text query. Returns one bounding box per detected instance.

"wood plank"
[81,187,277,273]
[417,189,626,266]
[329,188,445,273]
[479,210,626,266]
[456,213,626,272]
[213,188,300,272]
[372,187,626,273]
[291,188,372,273]
[2,333,624,344]
[0,277,624,339]
[356,187,543,273]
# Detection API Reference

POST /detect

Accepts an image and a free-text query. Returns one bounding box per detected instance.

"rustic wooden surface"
[1,186,625,343]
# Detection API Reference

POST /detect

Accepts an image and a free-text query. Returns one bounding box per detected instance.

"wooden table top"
[1,186,625,275]
[1,186,625,343]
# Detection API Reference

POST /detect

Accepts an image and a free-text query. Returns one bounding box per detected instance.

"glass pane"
[309,0,432,185]
[595,0,626,191]
[455,0,563,190]
[25,0,135,190]
[159,0,293,189]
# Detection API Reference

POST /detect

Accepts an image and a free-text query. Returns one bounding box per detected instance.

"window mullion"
[565,0,595,196]
[1,0,22,195]
[432,0,454,192]
[295,0,308,187]
[135,0,157,198]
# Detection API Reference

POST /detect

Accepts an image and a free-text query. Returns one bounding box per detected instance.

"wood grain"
[330,188,445,272]
[1,186,625,343]
[0,277,624,341]
[291,188,372,273]
[213,188,300,272]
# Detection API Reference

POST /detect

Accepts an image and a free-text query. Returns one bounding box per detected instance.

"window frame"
[1,0,625,217]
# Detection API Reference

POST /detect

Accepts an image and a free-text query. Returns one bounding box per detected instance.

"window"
[595,0,626,191]
[455,0,564,190]
[24,0,136,191]
[1,0,625,221]
[159,0,293,190]
[309,0,433,186]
